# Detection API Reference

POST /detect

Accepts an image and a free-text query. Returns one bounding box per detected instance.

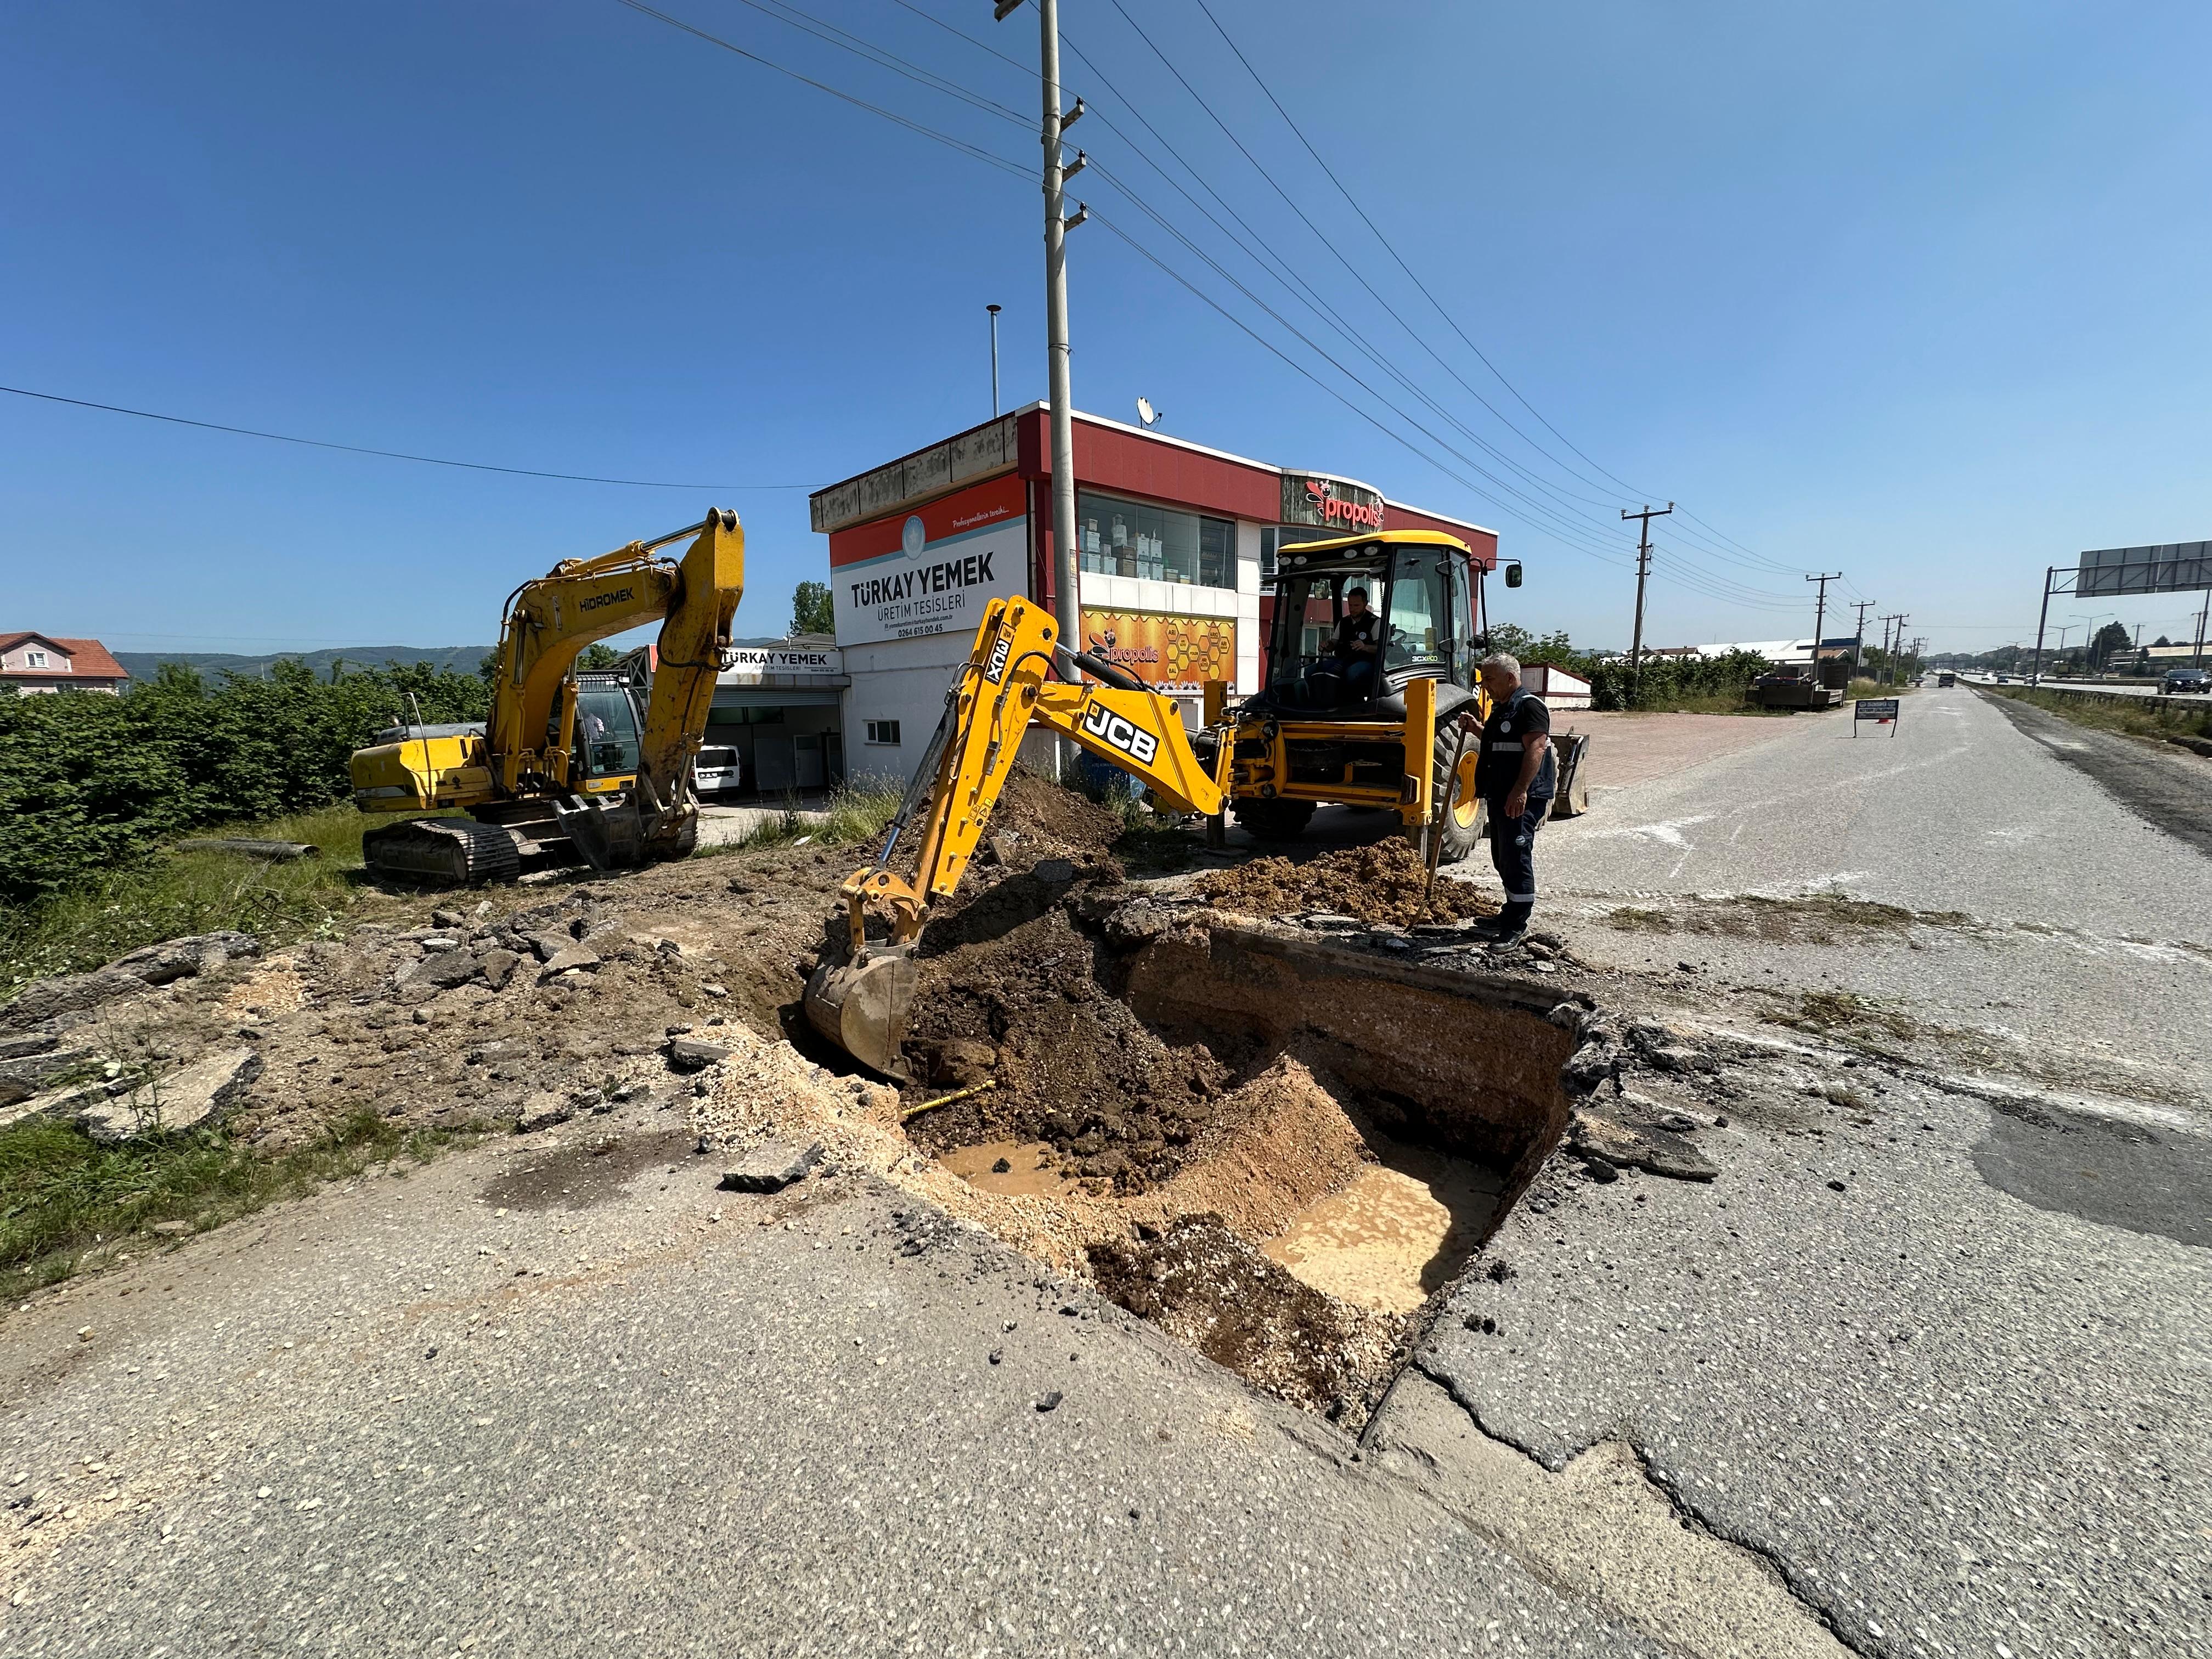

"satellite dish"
[1136,397,1161,428]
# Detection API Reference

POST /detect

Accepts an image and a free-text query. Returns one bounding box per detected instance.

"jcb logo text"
[1080,701,1159,766]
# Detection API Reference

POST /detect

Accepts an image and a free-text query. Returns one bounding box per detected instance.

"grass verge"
[1985,684,2212,743]
[0,803,370,1000]
[0,1108,463,1288]
[715,779,908,853]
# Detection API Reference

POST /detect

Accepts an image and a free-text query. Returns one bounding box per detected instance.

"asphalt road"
[1420,682,2212,1656]
[1506,685,2212,1099]
[3,1136,1674,1658]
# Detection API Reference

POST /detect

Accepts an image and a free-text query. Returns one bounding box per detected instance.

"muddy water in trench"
[936,1138,1080,1199]
[1263,1140,1505,1313]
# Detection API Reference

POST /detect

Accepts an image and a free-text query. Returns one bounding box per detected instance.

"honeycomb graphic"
[1163,619,1232,684]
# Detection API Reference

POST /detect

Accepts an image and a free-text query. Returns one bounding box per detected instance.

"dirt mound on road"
[1195,839,1497,928]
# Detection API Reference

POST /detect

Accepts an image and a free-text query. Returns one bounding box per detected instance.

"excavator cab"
[569,673,645,795]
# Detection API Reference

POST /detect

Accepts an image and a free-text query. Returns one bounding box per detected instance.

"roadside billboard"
[2076,542,2212,597]
[1079,606,1237,693]
[829,473,1028,646]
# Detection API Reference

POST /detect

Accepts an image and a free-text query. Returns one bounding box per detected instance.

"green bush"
[1482,624,1770,710]
[0,660,486,904]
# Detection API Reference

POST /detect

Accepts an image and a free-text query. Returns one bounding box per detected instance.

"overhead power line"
[611,0,1030,180]
[615,0,1811,619]
[0,384,805,490]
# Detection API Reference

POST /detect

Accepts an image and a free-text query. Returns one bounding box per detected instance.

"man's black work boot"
[1475,902,1532,944]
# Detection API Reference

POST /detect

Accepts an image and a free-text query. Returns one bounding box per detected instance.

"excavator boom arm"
[487,512,743,796]
[805,596,1227,1073]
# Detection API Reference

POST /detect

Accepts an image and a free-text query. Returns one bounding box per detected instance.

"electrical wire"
[610,0,1031,180]
[0,383,805,489]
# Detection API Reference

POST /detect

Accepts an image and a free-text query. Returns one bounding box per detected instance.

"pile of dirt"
[979,768,1126,863]
[1194,839,1497,927]
[899,906,1235,1192]
[1087,1215,1411,1427]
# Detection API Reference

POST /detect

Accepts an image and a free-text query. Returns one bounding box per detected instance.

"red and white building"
[810,404,1497,779]
[0,632,129,696]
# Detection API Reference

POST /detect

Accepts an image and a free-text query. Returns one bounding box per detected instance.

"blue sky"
[4,1,2208,658]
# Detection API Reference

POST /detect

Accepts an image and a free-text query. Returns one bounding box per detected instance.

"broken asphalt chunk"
[718,1141,823,1193]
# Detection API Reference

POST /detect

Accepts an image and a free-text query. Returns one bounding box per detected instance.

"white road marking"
[1586,814,1713,847]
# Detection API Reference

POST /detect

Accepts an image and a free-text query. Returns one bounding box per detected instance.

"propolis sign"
[1279,472,1385,533]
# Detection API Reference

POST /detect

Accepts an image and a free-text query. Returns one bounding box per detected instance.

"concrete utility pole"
[1622,503,1673,678]
[1877,613,1906,684]
[1806,573,1842,681]
[998,0,1086,658]
[1850,599,1877,675]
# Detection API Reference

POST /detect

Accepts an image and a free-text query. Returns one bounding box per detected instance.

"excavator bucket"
[802,949,917,1077]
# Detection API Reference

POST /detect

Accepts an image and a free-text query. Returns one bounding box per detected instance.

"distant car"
[693,746,742,796]
[2162,668,2210,695]
[1994,674,2011,683]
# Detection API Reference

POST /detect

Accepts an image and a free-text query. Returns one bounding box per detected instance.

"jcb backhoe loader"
[803,528,1577,1073]
[348,510,744,885]
[802,592,1224,1074]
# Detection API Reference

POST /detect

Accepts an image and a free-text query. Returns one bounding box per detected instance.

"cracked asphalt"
[1424,682,2212,1656]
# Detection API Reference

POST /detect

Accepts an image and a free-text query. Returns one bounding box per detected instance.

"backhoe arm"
[837,594,1224,952]
[804,594,1227,1074]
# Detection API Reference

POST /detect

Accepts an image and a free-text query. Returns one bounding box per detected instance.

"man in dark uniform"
[1457,652,1553,944]
[1329,585,1381,703]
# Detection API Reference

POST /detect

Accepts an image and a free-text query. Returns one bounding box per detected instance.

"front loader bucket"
[802,948,917,1077]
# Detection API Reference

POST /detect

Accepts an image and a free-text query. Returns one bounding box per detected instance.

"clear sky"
[5,1,2208,658]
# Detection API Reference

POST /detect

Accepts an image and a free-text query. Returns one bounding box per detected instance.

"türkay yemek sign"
[719,644,842,682]
[828,473,1028,646]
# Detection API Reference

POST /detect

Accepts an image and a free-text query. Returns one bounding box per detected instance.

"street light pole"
[998,0,1085,659]
[986,303,1002,418]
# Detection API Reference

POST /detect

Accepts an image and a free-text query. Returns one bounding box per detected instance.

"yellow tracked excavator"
[349,510,744,885]
[802,593,1225,1074]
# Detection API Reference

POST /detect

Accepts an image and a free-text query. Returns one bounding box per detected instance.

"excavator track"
[360,816,524,887]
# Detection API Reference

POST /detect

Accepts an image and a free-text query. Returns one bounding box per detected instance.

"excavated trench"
[889,884,1585,1427]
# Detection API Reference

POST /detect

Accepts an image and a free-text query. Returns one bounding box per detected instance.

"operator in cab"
[1457,652,1553,945]
[1330,586,1381,702]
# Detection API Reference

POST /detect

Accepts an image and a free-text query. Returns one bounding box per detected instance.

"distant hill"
[112,646,494,682]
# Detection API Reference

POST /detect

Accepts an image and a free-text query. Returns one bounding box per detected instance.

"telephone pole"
[1806,573,1842,682]
[1878,613,1906,684]
[1622,503,1673,676]
[1850,599,1877,675]
[998,0,1085,657]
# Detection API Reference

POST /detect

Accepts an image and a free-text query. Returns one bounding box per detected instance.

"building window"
[864,719,902,746]
[25,651,48,669]
[1259,526,1342,593]
[1076,490,1234,589]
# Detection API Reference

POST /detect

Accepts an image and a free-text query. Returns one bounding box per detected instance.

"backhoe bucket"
[802,948,917,1077]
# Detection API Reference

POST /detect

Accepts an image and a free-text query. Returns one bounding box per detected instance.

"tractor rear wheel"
[1434,727,1486,864]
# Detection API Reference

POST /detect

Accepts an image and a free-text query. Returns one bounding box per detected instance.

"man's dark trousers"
[1486,798,1547,933]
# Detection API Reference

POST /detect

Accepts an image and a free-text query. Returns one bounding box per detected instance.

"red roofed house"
[0,632,131,696]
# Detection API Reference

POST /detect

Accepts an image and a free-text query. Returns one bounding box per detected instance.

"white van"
[693,746,742,797]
